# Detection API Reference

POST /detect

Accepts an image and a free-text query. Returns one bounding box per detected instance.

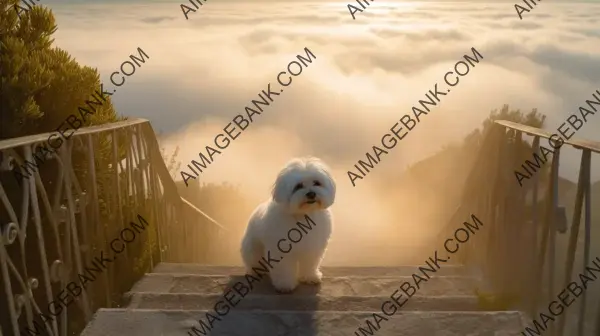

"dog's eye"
[293,183,304,192]
[313,180,321,186]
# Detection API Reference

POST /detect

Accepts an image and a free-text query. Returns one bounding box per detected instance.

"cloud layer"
[47,0,600,264]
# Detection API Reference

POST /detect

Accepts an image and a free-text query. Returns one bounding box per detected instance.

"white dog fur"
[240,157,336,293]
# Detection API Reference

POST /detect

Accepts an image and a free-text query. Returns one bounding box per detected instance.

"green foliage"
[0,0,127,233]
[462,104,546,149]
[0,0,121,140]
[160,145,181,180]
[0,5,137,334]
[461,104,550,184]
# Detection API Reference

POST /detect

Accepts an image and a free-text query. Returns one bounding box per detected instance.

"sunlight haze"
[45,0,600,265]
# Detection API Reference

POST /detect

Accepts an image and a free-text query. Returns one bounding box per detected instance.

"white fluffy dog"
[240,157,336,293]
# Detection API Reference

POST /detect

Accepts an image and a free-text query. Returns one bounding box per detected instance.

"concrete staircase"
[80,263,527,336]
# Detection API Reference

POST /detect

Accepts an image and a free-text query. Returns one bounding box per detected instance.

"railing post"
[532,143,561,320]
[61,142,93,321]
[557,149,590,335]
[0,210,20,336]
[578,149,592,336]
[526,136,541,315]
[87,133,112,308]
[111,130,128,263]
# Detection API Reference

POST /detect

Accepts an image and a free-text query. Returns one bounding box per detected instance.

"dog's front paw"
[299,270,322,285]
[274,286,295,294]
[271,276,298,294]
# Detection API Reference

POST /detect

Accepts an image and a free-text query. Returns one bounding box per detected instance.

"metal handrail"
[0,118,225,336]
[440,119,598,336]
[493,119,597,336]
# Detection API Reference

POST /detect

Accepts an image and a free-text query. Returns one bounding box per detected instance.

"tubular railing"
[439,120,599,336]
[0,118,225,336]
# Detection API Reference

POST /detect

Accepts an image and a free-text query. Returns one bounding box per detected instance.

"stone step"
[126,293,480,311]
[130,274,476,296]
[152,262,467,277]
[81,309,526,336]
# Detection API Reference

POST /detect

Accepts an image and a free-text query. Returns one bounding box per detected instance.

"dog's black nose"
[306,191,316,199]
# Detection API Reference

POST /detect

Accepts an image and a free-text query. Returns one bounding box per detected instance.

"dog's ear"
[324,168,336,197]
[271,171,289,204]
[309,159,336,199]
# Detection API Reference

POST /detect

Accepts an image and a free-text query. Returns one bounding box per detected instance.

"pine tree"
[0,0,121,140]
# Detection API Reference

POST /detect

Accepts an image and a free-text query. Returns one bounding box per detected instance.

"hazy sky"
[39,0,600,264]
[47,0,600,184]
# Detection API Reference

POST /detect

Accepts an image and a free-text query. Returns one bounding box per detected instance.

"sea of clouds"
[47,0,600,265]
